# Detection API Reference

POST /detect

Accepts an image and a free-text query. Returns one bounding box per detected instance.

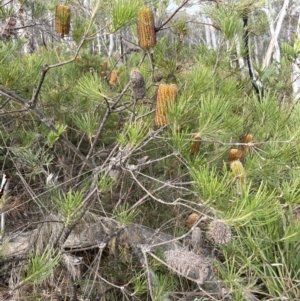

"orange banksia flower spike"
[155,84,177,126]
[109,70,118,86]
[55,5,71,37]
[228,148,243,162]
[239,134,253,154]
[185,212,200,229]
[228,134,253,162]
[137,7,156,50]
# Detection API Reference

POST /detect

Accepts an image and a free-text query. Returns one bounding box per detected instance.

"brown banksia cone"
[137,7,156,49]
[130,69,146,99]
[207,220,231,244]
[164,249,211,284]
[1,17,17,39]
[109,70,118,85]
[55,5,71,36]
[185,212,200,229]
[190,133,201,154]
[155,84,177,126]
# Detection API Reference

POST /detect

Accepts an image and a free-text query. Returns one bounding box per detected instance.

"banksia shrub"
[207,220,231,244]
[137,7,156,49]
[130,69,146,99]
[190,133,201,154]
[55,5,71,36]
[109,70,118,86]
[155,84,178,126]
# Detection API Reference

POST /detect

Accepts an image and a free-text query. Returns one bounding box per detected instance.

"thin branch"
[0,0,13,9]
[0,87,95,168]
[30,64,49,107]
[155,0,189,32]
[0,108,27,115]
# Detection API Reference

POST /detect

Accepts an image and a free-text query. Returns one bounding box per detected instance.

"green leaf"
[21,246,60,287]
[53,190,84,226]
[113,204,138,225]
[108,0,143,33]
[47,124,67,147]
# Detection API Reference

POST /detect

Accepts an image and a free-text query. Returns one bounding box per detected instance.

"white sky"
[166,0,201,15]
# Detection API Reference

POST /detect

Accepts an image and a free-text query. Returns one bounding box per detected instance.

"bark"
[262,0,290,68]
[292,12,300,101]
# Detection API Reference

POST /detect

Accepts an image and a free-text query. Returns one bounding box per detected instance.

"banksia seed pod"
[137,7,156,49]
[155,84,177,126]
[130,69,146,99]
[230,160,246,188]
[228,148,243,162]
[55,5,71,36]
[185,212,200,229]
[109,70,118,85]
[190,133,201,154]
[164,249,211,284]
[207,220,231,244]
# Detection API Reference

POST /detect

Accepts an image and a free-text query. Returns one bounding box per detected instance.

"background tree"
[1,0,300,300]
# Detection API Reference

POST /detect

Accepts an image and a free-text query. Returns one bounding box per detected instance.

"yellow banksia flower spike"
[155,84,177,126]
[137,7,156,49]
[230,160,246,190]
[190,133,201,154]
[103,61,108,72]
[55,5,71,36]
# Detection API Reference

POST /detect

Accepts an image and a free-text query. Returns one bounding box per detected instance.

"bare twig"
[0,0,13,9]
[156,0,190,32]
[0,87,95,168]
[30,64,50,107]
